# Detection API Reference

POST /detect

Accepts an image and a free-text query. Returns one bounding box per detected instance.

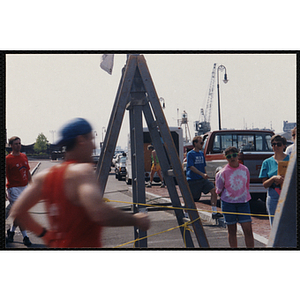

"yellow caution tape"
[102,196,273,248]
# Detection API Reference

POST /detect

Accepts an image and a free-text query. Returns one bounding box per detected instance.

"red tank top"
[42,161,102,248]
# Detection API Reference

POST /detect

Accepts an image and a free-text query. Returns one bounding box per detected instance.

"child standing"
[215,146,254,248]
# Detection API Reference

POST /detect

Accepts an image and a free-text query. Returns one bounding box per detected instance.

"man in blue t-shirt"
[186,136,222,219]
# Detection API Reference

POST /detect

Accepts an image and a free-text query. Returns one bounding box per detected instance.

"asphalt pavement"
[4,160,267,250]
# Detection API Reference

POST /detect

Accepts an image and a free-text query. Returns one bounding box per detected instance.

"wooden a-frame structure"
[96,54,209,248]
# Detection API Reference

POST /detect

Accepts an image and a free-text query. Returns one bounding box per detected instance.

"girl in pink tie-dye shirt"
[215,146,254,248]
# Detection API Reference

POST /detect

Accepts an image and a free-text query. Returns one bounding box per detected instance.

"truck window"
[265,134,273,151]
[255,135,263,151]
[255,134,273,151]
[212,134,232,153]
[213,132,274,153]
[212,135,221,153]
[238,135,255,151]
[222,135,234,150]
[212,134,234,152]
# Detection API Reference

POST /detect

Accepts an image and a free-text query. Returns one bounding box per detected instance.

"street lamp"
[217,65,228,130]
[159,97,165,109]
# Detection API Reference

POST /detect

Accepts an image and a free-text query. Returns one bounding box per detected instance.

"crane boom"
[204,63,216,123]
[195,63,217,135]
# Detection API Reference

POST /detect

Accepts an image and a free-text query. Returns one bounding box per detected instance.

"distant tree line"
[6,133,61,157]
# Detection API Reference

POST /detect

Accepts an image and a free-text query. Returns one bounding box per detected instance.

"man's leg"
[157,169,163,182]
[6,189,17,242]
[147,168,154,187]
[188,180,201,202]
[210,188,217,206]
[6,187,32,246]
[157,169,165,187]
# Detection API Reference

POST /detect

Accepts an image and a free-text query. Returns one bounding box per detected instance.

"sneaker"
[182,217,191,223]
[160,183,165,188]
[147,182,152,188]
[212,212,223,220]
[23,236,32,247]
[6,229,14,243]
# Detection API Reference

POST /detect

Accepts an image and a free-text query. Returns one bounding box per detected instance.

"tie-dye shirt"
[215,164,251,203]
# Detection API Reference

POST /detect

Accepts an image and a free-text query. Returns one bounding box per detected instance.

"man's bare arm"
[67,164,150,231]
[189,165,208,179]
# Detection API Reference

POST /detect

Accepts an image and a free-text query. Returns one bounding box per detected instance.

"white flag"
[100,54,114,75]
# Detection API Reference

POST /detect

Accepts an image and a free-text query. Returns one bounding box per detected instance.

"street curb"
[31,162,41,175]
[251,231,268,245]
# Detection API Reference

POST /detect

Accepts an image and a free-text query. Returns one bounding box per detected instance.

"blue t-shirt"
[186,149,206,181]
[259,155,290,179]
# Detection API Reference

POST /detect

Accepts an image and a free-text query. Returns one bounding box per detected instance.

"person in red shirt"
[9,118,150,248]
[6,136,32,246]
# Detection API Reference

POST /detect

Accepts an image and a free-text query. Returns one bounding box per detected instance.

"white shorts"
[7,186,27,205]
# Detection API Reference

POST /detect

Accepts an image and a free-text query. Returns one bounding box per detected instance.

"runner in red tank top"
[9,118,150,248]
[42,161,102,248]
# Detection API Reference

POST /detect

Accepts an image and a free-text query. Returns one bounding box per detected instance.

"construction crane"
[180,110,192,144]
[195,63,217,135]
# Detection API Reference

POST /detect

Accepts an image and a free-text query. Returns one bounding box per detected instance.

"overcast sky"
[6,53,296,148]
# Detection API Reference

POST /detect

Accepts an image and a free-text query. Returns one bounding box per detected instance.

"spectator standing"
[215,147,254,248]
[259,135,289,225]
[186,136,222,219]
[285,126,296,156]
[6,136,32,246]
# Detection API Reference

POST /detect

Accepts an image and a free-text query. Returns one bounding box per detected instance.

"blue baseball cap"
[55,118,93,146]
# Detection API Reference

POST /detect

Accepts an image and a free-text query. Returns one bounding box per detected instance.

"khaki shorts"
[7,186,27,204]
[151,164,161,172]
